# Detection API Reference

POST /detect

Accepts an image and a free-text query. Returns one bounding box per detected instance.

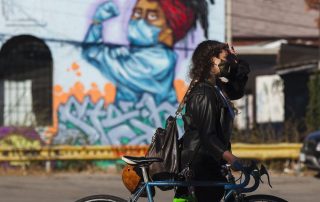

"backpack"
[145,79,198,191]
[145,115,180,191]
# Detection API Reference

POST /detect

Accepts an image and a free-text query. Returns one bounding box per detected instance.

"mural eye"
[147,12,158,21]
[133,10,142,19]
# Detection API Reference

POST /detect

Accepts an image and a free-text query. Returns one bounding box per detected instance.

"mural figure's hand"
[93,0,119,23]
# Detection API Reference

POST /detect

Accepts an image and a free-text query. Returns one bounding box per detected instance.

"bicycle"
[75,156,288,202]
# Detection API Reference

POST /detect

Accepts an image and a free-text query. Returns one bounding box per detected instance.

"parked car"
[300,130,320,171]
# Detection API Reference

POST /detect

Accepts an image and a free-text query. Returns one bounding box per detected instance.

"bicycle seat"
[122,156,163,166]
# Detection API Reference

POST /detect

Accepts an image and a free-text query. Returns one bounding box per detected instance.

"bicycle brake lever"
[247,161,263,184]
[260,164,272,188]
[259,175,264,184]
[246,160,258,172]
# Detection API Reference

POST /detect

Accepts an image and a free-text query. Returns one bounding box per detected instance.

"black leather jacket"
[181,60,250,162]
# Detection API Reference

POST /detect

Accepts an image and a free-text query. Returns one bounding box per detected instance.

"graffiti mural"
[54,93,179,145]
[0,127,44,166]
[52,0,224,145]
[53,81,186,145]
[0,0,225,146]
[83,0,201,105]
[0,127,44,148]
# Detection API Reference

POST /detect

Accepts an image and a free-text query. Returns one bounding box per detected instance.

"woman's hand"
[223,150,246,171]
[222,150,237,164]
[228,44,237,56]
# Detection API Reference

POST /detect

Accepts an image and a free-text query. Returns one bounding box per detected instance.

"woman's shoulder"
[192,81,215,93]
[188,80,218,100]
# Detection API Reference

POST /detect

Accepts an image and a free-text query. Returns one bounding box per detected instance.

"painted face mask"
[128,19,161,46]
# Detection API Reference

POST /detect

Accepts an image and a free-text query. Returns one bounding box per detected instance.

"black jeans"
[175,151,227,202]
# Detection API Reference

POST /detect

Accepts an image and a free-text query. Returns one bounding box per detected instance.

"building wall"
[256,74,284,124]
[232,0,318,39]
[0,0,225,145]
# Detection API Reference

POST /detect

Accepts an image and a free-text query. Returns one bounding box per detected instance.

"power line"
[0,33,200,51]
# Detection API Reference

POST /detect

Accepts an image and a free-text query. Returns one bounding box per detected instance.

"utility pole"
[225,0,232,44]
[318,2,320,70]
[306,0,320,69]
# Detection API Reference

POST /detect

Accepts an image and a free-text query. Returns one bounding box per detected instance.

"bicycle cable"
[235,172,244,183]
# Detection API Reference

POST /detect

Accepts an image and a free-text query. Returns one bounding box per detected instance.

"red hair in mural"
[158,0,195,42]
[158,0,213,42]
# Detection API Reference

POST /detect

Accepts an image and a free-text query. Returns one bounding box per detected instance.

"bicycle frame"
[75,160,287,202]
[121,157,266,202]
[129,174,251,202]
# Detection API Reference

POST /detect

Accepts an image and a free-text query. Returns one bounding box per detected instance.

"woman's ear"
[158,27,173,47]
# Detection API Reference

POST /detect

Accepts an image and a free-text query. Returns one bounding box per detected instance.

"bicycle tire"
[75,194,127,202]
[244,194,288,202]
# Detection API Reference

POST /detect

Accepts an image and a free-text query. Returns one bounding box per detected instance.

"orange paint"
[174,79,188,103]
[54,85,63,94]
[45,127,57,138]
[49,84,70,137]
[71,62,80,71]
[104,83,116,105]
[88,82,102,103]
[68,62,82,77]
[53,85,68,115]
[70,82,86,103]
[91,83,98,88]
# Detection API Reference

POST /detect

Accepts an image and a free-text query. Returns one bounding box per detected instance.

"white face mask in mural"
[128,19,161,46]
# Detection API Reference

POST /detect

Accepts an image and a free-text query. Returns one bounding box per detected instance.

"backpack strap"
[214,85,235,119]
[175,79,198,117]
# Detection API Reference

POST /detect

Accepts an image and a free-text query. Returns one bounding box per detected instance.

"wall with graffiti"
[0,0,225,145]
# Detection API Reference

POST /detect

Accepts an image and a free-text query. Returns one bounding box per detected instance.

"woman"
[175,40,250,201]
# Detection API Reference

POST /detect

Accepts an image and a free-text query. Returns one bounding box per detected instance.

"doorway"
[0,35,53,126]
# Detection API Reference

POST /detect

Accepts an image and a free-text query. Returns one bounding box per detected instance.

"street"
[0,172,319,202]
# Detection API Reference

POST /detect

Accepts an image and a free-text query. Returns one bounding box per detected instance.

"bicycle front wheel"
[75,194,127,202]
[244,194,287,202]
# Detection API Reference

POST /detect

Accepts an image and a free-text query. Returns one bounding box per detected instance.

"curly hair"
[189,40,228,81]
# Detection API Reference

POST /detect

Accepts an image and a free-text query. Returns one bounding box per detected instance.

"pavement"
[0,171,319,202]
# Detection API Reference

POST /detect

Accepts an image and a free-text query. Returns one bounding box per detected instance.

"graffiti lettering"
[54,94,182,145]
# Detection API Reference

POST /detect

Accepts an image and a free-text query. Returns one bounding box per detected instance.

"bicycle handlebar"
[231,161,272,193]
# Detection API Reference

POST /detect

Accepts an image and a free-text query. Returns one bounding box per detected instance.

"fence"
[0,143,302,162]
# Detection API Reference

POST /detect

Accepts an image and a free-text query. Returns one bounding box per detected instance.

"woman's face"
[211,49,229,76]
